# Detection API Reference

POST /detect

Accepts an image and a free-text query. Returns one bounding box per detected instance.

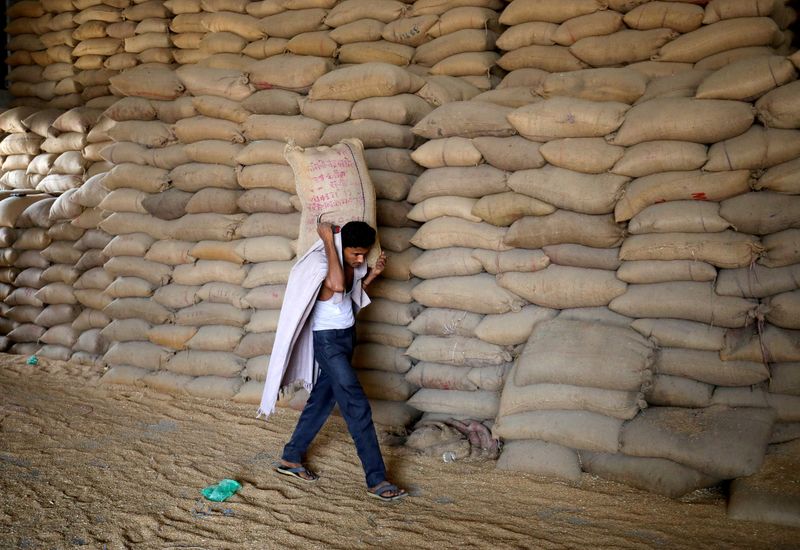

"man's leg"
[280,360,336,472]
[313,327,387,488]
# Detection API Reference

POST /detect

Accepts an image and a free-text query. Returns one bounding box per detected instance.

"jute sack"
[614,169,752,222]
[357,322,414,347]
[628,201,730,234]
[242,114,326,146]
[619,231,763,269]
[406,308,481,338]
[235,331,277,358]
[498,21,557,49]
[370,170,415,202]
[471,87,542,109]
[411,0,502,16]
[174,116,244,144]
[580,451,719,499]
[499,0,604,25]
[147,325,198,350]
[239,212,301,239]
[413,29,498,67]
[364,147,423,174]
[103,164,170,193]
[407,165,508,203]
[329,19,384,44]
[185,376,243,400]
[236,164,295,192]
[100,319,153,343]
[104,256,172,286]
[38,345,74,361]
[405,362,509,392]
[186,325,244,352]
[185,188,242,215]
[770,362,800,395]
[412,101,514,139]
[258,8,327,38]
[726,439,800,528]
[705,126,800,171]
[171,163,239,192]
[142,190,193,221]
[364,278,417,303]
[609,281,758,328]
[104,341,172,371]
[656,347,768,386]
[382,14,436,46]
[192,96,250,124]
[624,1,703,31]
[153,284,201,309]
[100,365,148,386]
[493,410,622,453]
[696,56,796,101]
[166,350,244,377]
[755,158,800,194]
[175,65,253,101]
[617,260,717,284]
[325,0,406,27]
[174,303,251,327]
[285,31,338,58]
[570,29,678,66]
[702,0,774,23]
[108,120,175,148]
[408,196,481,222]
[182,240,241,264]
[285,138,379,260]
[0,134,44,156]
[471,192,555,226]
[497,440,581,483]
[500,367,643,419]
[542,244,619,271]
[309,63,425,101]
[765,291,800,329]
[235,140,290,166]
[167,213,246,242]
[654,17,781,63]
[410,247,483,279]
[498,266,626,309]
[173,260,247,286]
[108,63,185,100]
[184,141,244,166]
[472,249,551,274]
[411,273,526,314]
[104,297,173,324]
[410,217,511,251]
[357,370,417,402]
[196,282,249,309]
[514,318,653,391]
[538,138,624,174]
[609,98,754,146]
[298,98,353,125]
[716,263,800,298]
[508,97,628,141]
[139,371,192,396]
[554,11,626,47]
[351,94,432,126]
[357,298,422,326]
[407,388,499,419]
[755,80,800,129]
[242,261,294,287]
[720,192,800,235]
[201,12,264,41]
[319,120,414,149]
[474,304,558,346]
[620,405,775,479]
[237,189,295,214]
[416,75,482,107]
[505,211,624,249]
[497,45,588,73]
[508,166,627,215]
[248,54,333,92]
[337,41,415,66]
[353,343,412,374]
[74,267,115,291]
[631,318,725,351]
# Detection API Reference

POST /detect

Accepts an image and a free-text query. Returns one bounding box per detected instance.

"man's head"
[341,221,376,268]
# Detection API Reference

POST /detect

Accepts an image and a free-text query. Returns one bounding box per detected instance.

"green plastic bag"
[201,479,241,502]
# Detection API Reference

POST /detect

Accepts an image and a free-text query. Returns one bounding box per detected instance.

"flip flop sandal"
[367,483,408,502]
[274,464,319,483]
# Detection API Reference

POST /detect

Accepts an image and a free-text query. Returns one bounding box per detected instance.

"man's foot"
[367,481,408,501]
[275,460,319,482]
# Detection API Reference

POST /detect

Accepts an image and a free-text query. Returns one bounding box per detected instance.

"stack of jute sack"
[0,107,47,191]
[2,193,56,356]
[495,0,794,78]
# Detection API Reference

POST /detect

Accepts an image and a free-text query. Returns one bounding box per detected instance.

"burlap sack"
[285,138,379,260]
[411,274,525,314]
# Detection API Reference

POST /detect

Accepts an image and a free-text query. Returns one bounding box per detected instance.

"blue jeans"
[281,326,387,487]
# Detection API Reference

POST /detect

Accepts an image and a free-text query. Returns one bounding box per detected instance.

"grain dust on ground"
[1,353,797,549]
